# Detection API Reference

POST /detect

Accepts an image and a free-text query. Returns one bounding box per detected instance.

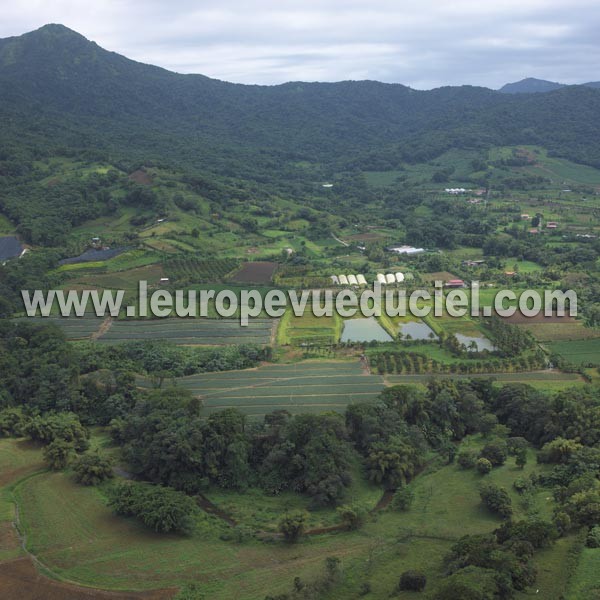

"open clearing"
[169,360,383,416]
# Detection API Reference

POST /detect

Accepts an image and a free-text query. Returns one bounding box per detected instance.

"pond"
[455,333,496,352]
[340,317,393,343]
[398,320,438,341]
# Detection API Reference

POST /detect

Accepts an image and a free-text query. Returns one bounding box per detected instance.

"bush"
[43,439,75,470]
[587,526,600,548]
[479,441,507,466]
[390,486,414,511]
[476,458,492,475]
[108,482,197,534]
[399,570,427,592]
[553,512,571,537]
[26,412,89,451]
[337,504,366,530]
[513,477,530,494]
[457,449,478,469]
[73,451,114,485]
[278,512,306,543]
[479,483,512,519]
[0,408,28,437]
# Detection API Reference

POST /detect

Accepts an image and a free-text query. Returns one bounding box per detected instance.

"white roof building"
[395,272,405,283]
[356,274,367,286]
[385,273,396,284]
[347,274,358,286]
[389,245,425,255]
[376,273,387,284]
[339,274,349,285]
[331,275,340,285]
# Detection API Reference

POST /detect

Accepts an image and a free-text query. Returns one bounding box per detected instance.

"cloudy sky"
[1,0,599,88]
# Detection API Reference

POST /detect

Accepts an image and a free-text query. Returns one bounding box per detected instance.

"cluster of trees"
[369,349,545,375]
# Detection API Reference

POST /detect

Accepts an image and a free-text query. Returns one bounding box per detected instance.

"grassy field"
[0,433,590,599]
[547,338,600,366]
[168,360,382,416]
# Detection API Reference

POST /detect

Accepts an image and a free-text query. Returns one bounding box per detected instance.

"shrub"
[586,526,600,548]
[479,441,507,466]
[43,439,75,470]
[476,457,492,475]
[73,451,114,485]
[399,570,427,592]
[457,449,478,469]
[480,483,512,519]
[553,512,571,537]
[391,486,414,511]
[278,512,306,543]
[108,482,197,534]
[337,504,366,530]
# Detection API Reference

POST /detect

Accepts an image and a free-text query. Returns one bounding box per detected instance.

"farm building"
[385,273,396,284]
[356,274,367,286]
[444,188,467,194]
[330,275,340,285]
[388,245,424,255]
[546,222,558,229]
[347,274,358,286]
[376,273,387,284]
[445,279,466,288]
[521,214,530,220]
[395,272,405,283]
[529,228,540,234]
[339,274,349,285]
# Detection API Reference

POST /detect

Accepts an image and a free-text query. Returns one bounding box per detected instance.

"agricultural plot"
[385,370,586,391]
[229,261,278,284]
[173,360,383,416]
[97,318,276,346]
[164,257,238,283]
[547,338,600,366]
[278,310,341,346]
[14,316,104,339]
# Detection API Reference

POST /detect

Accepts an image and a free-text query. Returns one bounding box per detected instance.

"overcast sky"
[1,0,599,88]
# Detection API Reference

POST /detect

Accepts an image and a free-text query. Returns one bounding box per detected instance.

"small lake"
[455,333,496,352]
[340,317,393,343]
[398,320,438,341]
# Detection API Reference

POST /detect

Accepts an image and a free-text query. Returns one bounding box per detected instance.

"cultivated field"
[173,360,383,416]
[97,318,276,346]
[14,316,105,339]
[229,261,278,284]
[547,338,600,366]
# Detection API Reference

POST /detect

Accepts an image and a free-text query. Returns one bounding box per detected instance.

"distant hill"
[499,78,566,94]
[1,24,600,213]
[500,77,600,94]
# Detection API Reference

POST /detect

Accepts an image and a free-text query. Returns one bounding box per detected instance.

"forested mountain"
[500,77,600,94]
[2,23,600,182]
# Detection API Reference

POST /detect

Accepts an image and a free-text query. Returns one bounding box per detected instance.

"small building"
[347,274,358,286]
[385,273,396,284]
[339,274,349,286]
[330,275,340,285]
[356,274,367,286]
[528,228,540,234]
[395,272,405,283]
[376,273,387,284]
[504,271,516,276]
[521,214,530,220]
[388,245,425,255]
[546,222,558,229]
[159,277,170,283]
[445,279,466,288]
